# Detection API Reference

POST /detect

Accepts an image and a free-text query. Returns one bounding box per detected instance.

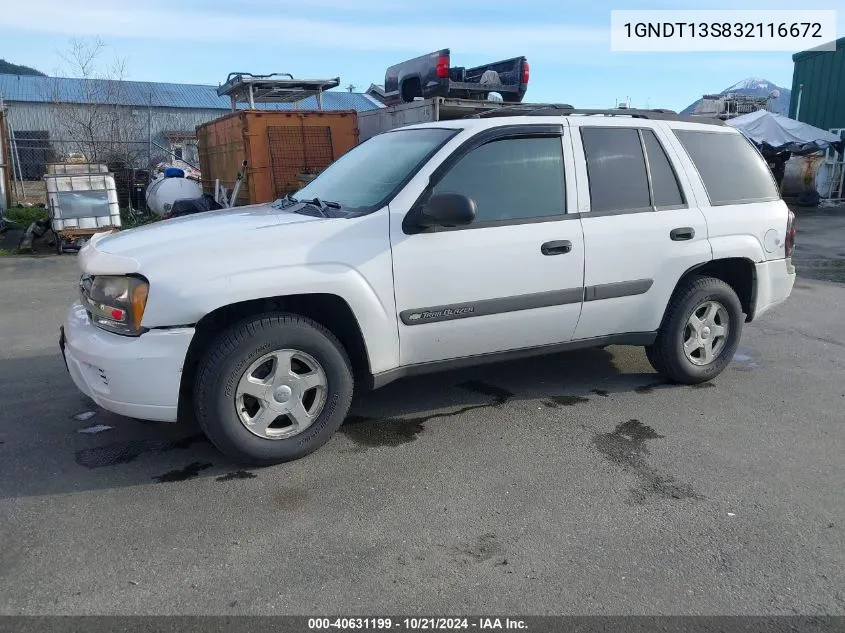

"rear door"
[570,120,712,340]
[663,124,790,264]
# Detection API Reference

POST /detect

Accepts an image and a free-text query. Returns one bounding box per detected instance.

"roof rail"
[467,103,575,118]
[466,104,726,125]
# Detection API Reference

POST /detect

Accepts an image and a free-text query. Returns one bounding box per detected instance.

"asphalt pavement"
[1,213,844,615]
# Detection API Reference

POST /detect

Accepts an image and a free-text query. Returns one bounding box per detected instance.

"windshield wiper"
[276,195,343,217]
[277,194,299,208]
[297,197,342,217]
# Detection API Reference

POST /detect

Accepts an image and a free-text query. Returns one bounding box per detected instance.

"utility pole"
[147,89,152,181]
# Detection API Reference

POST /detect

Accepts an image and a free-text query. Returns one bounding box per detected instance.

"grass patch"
[4,206,49,227]
[120,208,161,229]
[0,248,15,256]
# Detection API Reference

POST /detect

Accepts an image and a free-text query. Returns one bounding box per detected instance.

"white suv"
[60,109,796,465]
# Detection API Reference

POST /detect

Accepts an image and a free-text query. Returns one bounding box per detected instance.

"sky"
[0,0,841,112]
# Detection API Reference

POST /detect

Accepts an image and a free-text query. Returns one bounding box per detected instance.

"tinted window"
[674,130,779,205]
[641,130,684,208]
[295,127,458,211]
[432,136,565,222]
[581,127,651,212]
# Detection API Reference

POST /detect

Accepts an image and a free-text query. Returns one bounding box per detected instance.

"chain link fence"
[5,137,173,207]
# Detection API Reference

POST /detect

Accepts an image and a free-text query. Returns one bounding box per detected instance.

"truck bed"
[358,97,556,141]
[383,49,529,106]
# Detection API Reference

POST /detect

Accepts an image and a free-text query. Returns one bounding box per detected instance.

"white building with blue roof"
[0,73,383,175]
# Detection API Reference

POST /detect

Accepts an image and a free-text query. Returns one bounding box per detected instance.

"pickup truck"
[383,49,529,105]
[61,109,795,466]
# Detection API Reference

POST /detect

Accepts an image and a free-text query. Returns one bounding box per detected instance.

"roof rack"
[466,104,726,125]
[217,72,341,111]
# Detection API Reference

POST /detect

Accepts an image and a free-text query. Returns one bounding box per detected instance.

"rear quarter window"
[673,129,779,205]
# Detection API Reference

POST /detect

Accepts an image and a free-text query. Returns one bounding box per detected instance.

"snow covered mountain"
[681,77,791,115]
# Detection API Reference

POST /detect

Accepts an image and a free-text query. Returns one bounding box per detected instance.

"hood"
[79,203,324,275]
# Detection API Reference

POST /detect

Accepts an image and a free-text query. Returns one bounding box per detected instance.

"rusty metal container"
[781,153,826,198]
[196,109,359,206]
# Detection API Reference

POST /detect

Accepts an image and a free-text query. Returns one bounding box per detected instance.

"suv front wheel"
[194,313,354,465]
[645,276,743,384]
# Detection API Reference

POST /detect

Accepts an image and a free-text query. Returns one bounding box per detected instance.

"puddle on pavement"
[542,395,590,408]
[274,486,309,511]
[593,419,703,504]
[75,434,208,469]
[216,470,258,482]
[152,461,212,483]
[340,380,514,449]
[341,414,425,447]
[635,381,671,394]
[456,380,514,405]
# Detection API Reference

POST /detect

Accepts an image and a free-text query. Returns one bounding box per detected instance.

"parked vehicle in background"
[60,107,795,466]
[358,97,558,141]
[383,49,529,105]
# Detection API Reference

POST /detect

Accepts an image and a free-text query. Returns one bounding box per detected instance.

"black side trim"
[584,279,653,302]
[399,288,583,326]
[413,211,581,233]
[370,332,658,389]
[579,207,654,218]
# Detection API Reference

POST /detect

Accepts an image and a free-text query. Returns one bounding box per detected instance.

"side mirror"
[416,193,477,229]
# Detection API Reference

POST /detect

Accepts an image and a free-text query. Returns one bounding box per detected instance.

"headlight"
[80,274,149,336]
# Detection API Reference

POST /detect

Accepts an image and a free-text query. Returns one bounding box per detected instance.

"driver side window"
[431,136,566,225]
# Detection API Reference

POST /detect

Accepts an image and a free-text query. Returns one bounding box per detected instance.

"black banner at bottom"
[0,616,843,633]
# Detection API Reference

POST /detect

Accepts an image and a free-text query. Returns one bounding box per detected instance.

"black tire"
[645,276,743,384]
[194,312,353,466]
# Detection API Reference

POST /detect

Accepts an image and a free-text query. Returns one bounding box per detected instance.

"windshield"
[291,127,459,212]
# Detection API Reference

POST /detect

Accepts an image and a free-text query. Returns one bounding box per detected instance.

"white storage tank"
[146,168,203,216]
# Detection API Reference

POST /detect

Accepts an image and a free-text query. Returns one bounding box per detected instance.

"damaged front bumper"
[60,303,195,422]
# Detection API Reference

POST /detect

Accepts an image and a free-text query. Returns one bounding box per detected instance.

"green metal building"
[789,36,845,131]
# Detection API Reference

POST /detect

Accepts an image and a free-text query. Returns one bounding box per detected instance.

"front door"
[389,125,585,366]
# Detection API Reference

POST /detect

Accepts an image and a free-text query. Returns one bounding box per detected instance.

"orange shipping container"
[196,109,359,206]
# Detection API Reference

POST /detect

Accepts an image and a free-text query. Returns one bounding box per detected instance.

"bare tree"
[50,37,146,166]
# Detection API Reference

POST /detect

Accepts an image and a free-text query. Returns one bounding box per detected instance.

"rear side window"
[581,128,651,212]
[673,130,779,205]
[641,130,684,209]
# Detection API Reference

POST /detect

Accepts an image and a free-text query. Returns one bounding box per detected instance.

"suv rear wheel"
[194,313,353,465]
[645,276,743,384]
